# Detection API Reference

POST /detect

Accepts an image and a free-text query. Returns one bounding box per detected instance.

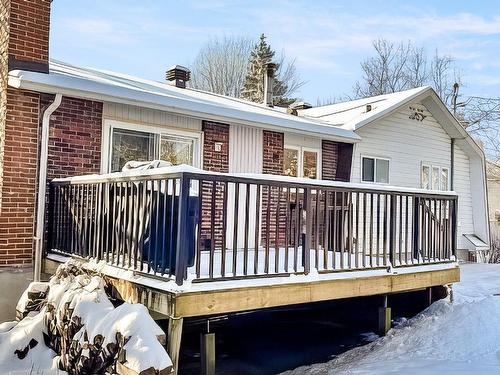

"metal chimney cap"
[289,101,313,110]
[166,65,191,88]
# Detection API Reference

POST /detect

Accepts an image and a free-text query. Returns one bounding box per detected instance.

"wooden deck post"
[167,317,184,375]
[200,331,216,375]
[378,295,391,336]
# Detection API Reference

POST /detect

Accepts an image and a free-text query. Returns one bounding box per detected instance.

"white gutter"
[34,93,62,282]
[8,70,361,143]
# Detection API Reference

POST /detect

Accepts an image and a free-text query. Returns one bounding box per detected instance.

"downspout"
[34,93,62,282]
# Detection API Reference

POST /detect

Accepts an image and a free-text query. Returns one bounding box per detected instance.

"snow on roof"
[7,60,360,142]
[300,86,431,130]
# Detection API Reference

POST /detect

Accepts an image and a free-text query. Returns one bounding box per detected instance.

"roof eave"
[8,70,360,143]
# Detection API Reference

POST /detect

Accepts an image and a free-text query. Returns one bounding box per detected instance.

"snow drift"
[0,260,172,375]
[282,263,500,375]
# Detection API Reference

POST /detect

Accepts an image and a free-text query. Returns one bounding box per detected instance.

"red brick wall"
[262,130,284,175]
[45,96,103,179]
[202,121,229,172]
[322,140,339,180]
[201,121,229,250]
[0,88,40,266]
[7,0,50,70]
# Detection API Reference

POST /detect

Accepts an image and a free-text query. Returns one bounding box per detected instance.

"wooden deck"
[43,254,459,319]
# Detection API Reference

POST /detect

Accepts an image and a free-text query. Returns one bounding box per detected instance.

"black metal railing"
[48,169,458,285]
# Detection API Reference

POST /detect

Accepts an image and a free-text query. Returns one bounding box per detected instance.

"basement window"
[361,156,389,184]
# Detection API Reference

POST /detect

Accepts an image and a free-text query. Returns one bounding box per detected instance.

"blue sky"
[51,0,500,103]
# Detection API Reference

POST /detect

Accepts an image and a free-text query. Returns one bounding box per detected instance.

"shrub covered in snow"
[0,260,172,375]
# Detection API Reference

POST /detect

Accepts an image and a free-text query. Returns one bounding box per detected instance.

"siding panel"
[352,101,473,249]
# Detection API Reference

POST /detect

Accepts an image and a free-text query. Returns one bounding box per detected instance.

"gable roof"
[7,60,360,142]
[300,86,485,160]
[299,86,431,130]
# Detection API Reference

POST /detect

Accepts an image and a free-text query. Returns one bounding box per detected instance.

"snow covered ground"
[282,263,500,375]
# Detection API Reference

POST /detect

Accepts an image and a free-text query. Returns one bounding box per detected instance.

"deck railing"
[47,168,458,285]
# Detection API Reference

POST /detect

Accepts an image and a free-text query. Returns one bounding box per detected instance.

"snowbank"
[281,263,500,375]
[0,260,172,375]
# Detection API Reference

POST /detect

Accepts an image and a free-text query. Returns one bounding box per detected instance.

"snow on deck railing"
[48,165,458,286]
[51,164,457,197]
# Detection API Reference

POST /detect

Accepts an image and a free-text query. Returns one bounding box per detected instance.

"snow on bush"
[0,260,172,375]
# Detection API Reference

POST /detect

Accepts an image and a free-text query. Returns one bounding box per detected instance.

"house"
[299,89,491,261]
[487,161,500,241]
[0,1,469,373]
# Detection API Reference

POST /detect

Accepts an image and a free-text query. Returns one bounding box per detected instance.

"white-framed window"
[361,156,390,184]
[421,163,449,191]
[283,145,321,179]
[104,120,202,172]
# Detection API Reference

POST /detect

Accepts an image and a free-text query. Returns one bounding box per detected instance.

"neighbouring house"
[487,161,500,240]
[299,89,490,261]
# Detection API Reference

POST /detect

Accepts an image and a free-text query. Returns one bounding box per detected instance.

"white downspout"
[34,93,62,282]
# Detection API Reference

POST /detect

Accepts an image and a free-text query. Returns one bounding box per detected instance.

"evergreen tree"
[241,34,289,105]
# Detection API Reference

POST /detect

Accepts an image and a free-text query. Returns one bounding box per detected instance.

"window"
[283,146,320,179]
[361,157,390,183]
[421,163,449,190]
[111,129,156,173]
[107,122,201,172]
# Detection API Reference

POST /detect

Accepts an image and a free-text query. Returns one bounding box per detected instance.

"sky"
[50,0,500,104]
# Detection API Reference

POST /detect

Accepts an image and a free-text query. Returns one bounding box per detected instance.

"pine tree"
[241,34,289,105]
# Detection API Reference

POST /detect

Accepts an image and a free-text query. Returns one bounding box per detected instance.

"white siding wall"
[229,124,263,173]
[352,102,473,249]
[103,102,202,131]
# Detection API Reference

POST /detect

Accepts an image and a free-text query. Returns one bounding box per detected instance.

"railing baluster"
[232,182,240,277]
[254,184,261,275]
[275,185,281,273]
[195,179,202,279]
[285,187,290,273]
[243,183,250,276]
[265,185,271,274]
[332,191,337,269]
[209,181,216,279]
[221,181,228,278]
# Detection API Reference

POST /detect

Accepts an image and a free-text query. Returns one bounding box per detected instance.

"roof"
[7,60,360,142]
[299,86,431,130]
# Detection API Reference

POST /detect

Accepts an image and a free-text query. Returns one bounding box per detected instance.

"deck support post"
[426,287,433,306]
[378,295,391,336]
[167,317,184,375]
[200,321,216,375]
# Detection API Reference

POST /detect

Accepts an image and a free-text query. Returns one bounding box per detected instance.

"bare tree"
[353,38,461,107]
[189,36,253,97]
[190,35,304,103]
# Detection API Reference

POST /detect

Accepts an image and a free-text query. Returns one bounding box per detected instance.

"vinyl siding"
[352,101,473,249]
[103,102,202,131]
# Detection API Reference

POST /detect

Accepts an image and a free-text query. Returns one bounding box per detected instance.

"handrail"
[51,166,458,198]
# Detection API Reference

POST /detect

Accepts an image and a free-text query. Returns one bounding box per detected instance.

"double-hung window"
[361,156,390,184]
[421,164,449,191]
[283,146,320,179]
[107,121,201,172]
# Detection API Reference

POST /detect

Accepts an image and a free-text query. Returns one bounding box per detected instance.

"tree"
[353,38,461,107]
[241,34,303,106]
[189,36,253,97]
[190,34,303,105]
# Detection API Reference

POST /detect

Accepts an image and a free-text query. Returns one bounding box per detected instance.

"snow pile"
[0,260,172,375]
[282,263,500,375]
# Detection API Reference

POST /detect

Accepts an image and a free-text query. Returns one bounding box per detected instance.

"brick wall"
[201,121,229,250]
[0,88,40,265]
[45,96,103,179]
[262,130,284,175]
[322,140,339,180]
[7,0,50,72]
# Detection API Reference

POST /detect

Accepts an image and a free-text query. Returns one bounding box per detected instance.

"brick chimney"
[3,0,51,73]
